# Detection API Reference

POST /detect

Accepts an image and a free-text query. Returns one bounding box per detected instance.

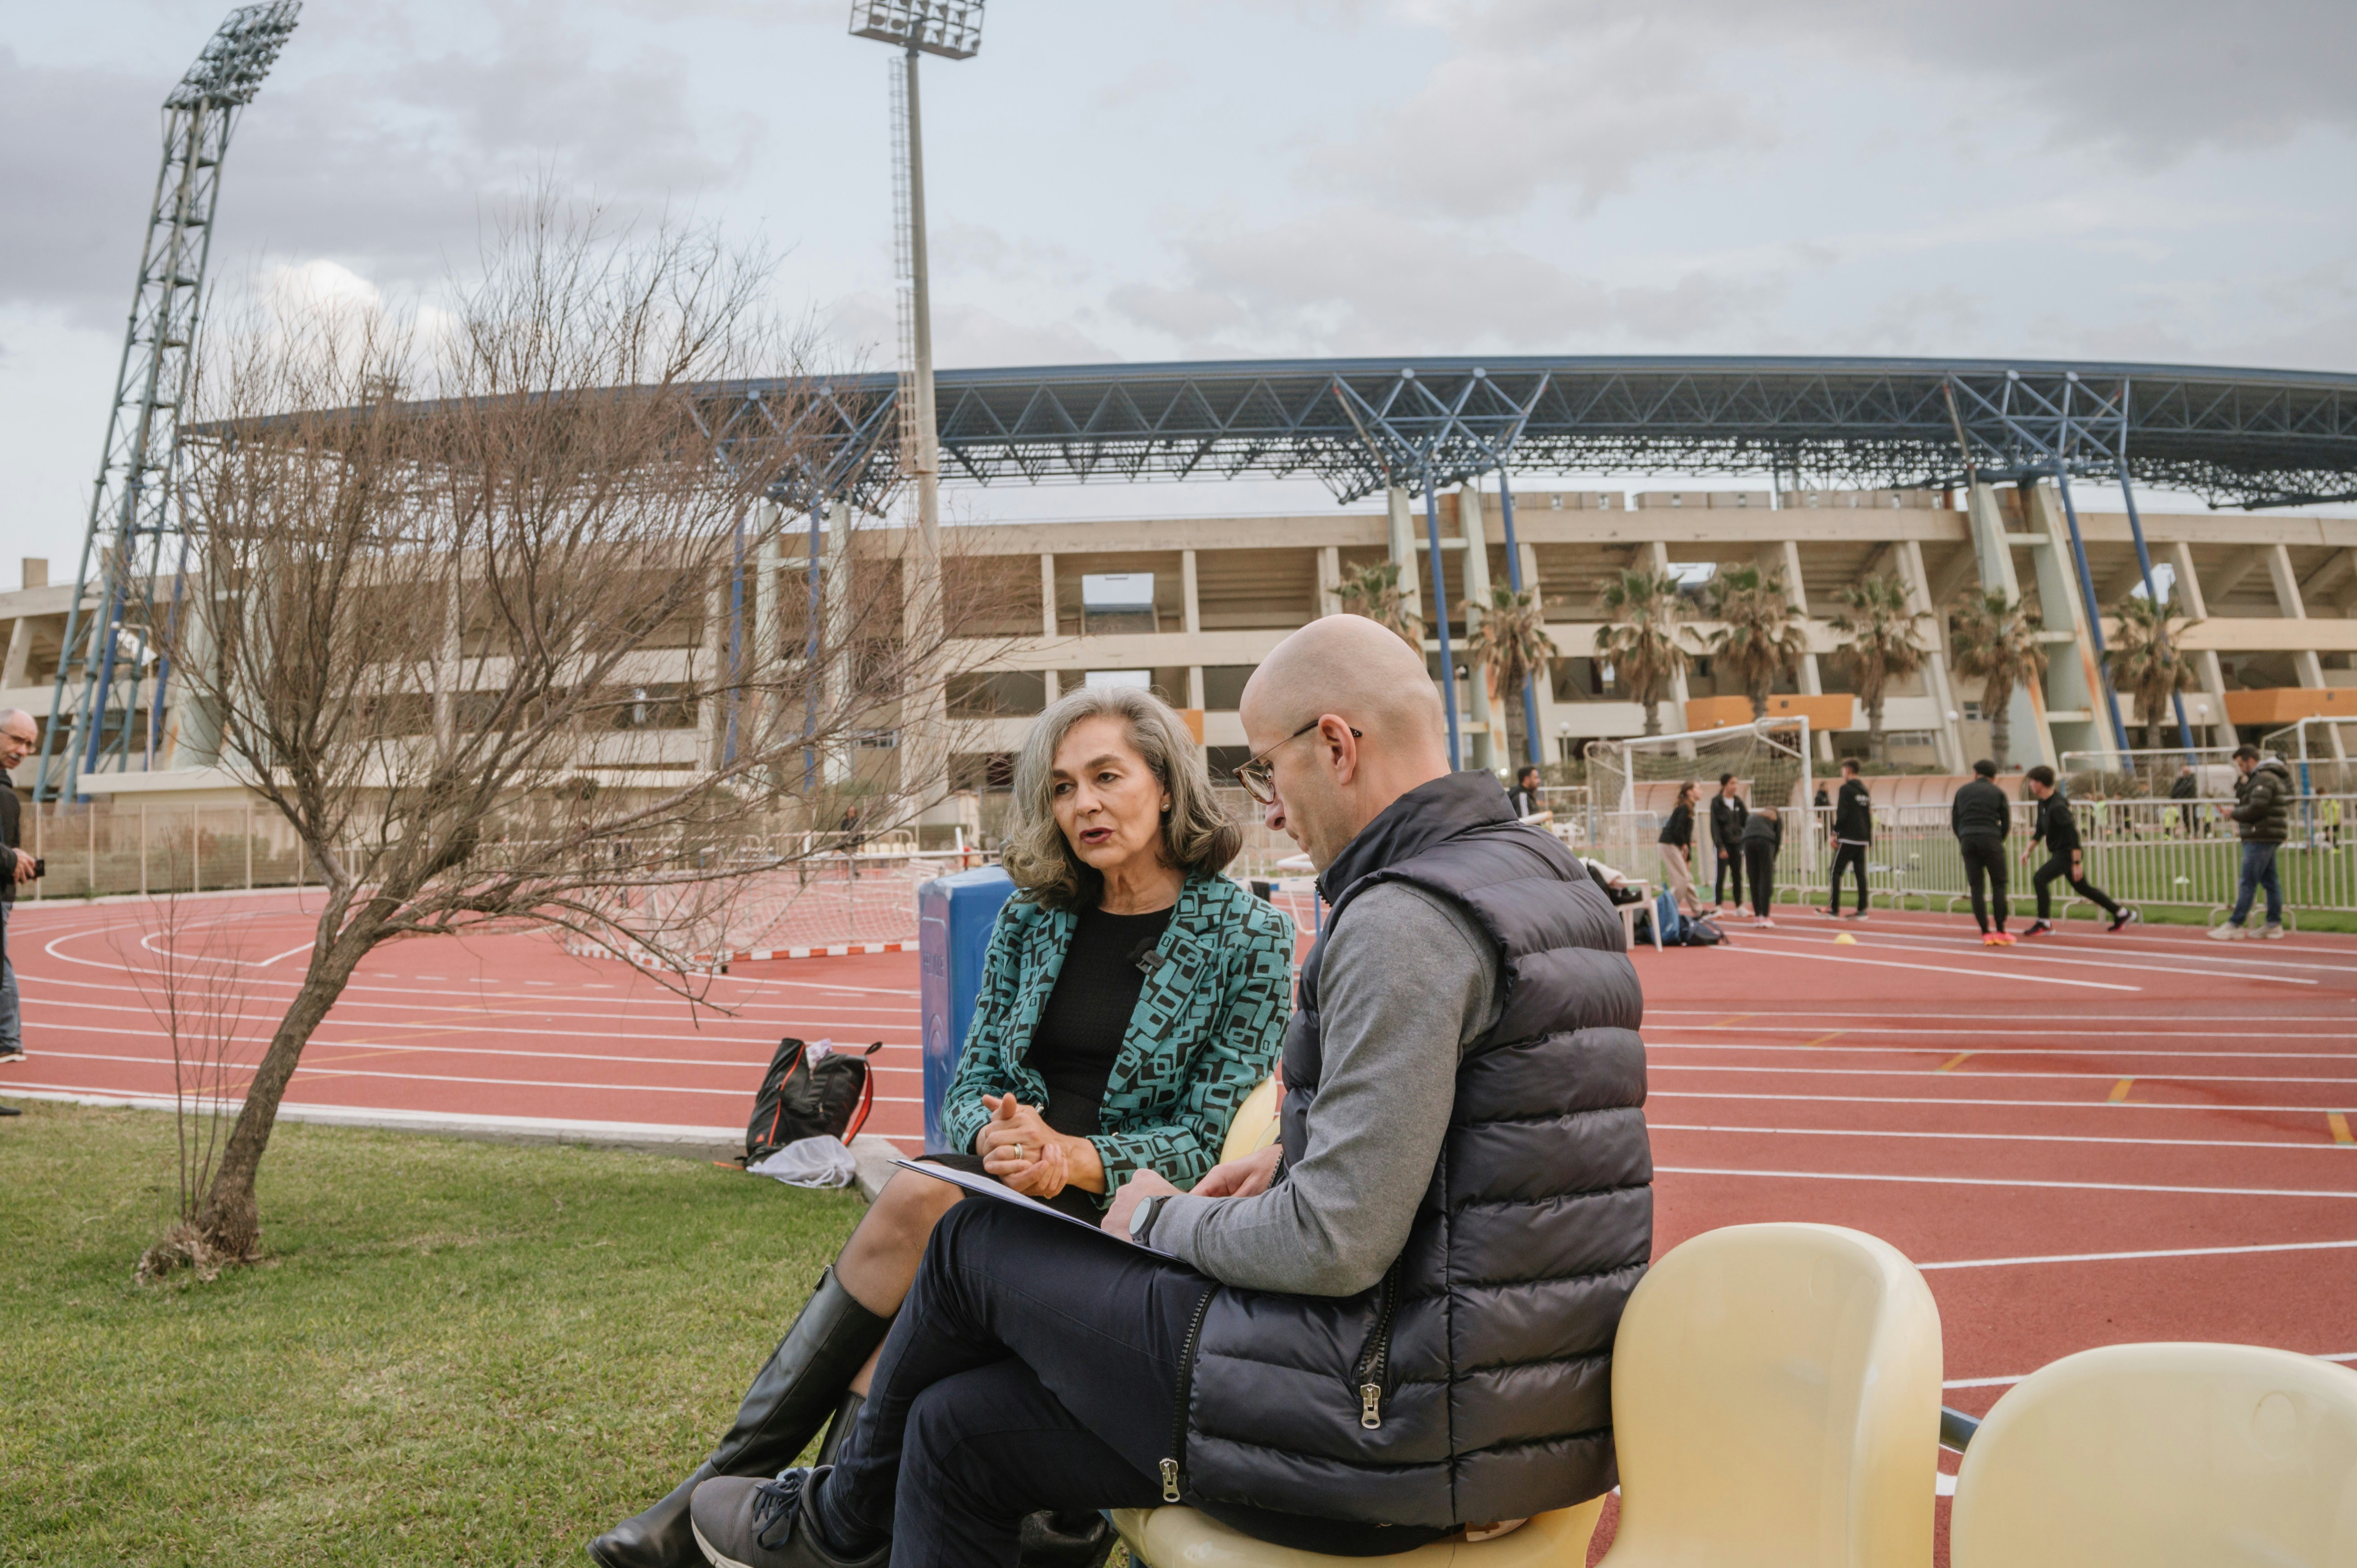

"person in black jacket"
[1951,759,2015,945]
[1821,760,1873,918]
[1506,764,1547,821]
[1739,806,1782,925]
[1657,781,1701,914]
[0,708,36,1070]
[1709,773,1748,910]
[2169,765,2199,836]
[2018,766,2131,936]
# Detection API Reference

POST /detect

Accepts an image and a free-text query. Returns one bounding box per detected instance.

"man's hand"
[10,849,31,883]
[1102,1169,1179,1239]
[1190,1142,1282,1199]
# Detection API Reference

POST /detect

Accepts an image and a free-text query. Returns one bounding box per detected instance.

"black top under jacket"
[1658,802,1694,848]
[1025,902,1174,1138]
[1833,776,1873,842]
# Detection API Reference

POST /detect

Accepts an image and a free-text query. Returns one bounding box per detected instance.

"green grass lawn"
[1,1102,867,1566]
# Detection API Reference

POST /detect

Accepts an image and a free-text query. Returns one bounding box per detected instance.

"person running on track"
[1951,759,2015,945]
[2019,765,2135,936]
[1821,758,1873,919]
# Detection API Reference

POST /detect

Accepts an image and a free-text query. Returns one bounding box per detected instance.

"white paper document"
[891,1158,1183,1260]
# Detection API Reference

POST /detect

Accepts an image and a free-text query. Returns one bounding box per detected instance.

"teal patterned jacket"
[939,871,1294,1200]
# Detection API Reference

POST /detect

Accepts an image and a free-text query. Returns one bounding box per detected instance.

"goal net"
[1583,719,1813,891]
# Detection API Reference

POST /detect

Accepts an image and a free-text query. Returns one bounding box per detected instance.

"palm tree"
[1463,584,1555,760]
[1948,589,2048,769]
[1595,567,1693,737]
[1828,573,1932,767]
[1703,565,1809,722]
[1336,560,1422,650]
[2105,591,2193,751]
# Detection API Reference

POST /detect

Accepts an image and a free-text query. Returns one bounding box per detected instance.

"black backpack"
[742,1038,883,1165]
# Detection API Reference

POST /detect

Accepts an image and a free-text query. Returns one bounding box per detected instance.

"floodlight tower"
[849,0,982,813]
[38,2,300,802]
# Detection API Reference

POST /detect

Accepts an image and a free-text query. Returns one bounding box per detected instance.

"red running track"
[7,892,2355,1445]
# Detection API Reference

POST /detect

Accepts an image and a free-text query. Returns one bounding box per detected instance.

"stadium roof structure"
[711,355,2357,515]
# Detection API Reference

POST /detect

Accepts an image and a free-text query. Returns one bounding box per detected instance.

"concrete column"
[1896,539,1965,772]
[0,617,30,690]
[1523,541,1562,753]
[1039,553,1058,638]
[1763,539,1833,762]
[1645,541,1694,732]
[1180,549,1201,634]
[2168,541,2232,747]
[753,502,781,747]
[1458,485,1497,771]
[1316,546,1341,618]
[1385,487,1421,625]
[824,498,857,784]
[435,570,460,753]
[2265,543,2328,689]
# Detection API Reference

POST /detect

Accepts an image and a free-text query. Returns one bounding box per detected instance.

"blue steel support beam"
[1421,463,1461,766]
[1493,468,1544,770]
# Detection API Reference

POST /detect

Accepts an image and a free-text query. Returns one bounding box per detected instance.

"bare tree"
[155,203,998,1268]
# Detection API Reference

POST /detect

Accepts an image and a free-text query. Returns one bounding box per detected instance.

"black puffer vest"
[1183,772,1651,1529]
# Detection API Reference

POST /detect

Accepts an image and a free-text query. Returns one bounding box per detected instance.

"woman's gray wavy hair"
[1001,685,1241,909]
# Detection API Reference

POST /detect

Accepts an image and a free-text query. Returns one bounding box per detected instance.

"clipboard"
[892,1158,1183,1261]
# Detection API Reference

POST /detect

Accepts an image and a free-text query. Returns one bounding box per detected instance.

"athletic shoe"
[1817,908,1840,918]
[2207,923,2248,941]
[1756,916,1776,928]
[2020,921,2054,938]
[692,1470,888,1568]
[1991,931,2016,945]
[1844,910,1868,920]
[0,1104,18,1116]
[2106,909,2139,934]
[0,1045,24,1067]
[1981,932,2006,946]
[2261,923,2287,941]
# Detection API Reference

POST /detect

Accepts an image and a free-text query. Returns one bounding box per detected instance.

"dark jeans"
[1713,844,1743,905]
[2032,854,2120,921]
[1828,843,1869,914]
[1743,842,1776,918]
[1959,834,2008,933]
[811,1201,1443,1567]
[2230,841,2284,927]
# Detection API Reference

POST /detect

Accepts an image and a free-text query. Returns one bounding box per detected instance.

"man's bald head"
[1239,615,1453,869]
[0,708,35,773]
[1240,615,1447,762]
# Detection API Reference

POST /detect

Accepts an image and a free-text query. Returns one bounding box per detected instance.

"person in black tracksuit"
[1739,806,1781,924]
[2021,765,2129,934]
[1823,760,1873,918]
[1710,774,1748,909]
[1951,759,2014,942]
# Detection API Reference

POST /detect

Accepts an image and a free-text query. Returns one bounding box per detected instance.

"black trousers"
[1828,843,1869,914]
[1743,841,1776,918]
[1714,843,1743,905]
[811,1200,1446,1566]
[1959,834,2008,932]
[2032,854,2120,921]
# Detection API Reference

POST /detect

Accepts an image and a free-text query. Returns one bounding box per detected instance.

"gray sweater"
[1150,882,1502,1296]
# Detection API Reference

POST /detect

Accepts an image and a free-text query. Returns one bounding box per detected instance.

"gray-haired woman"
[591,686,1294,1568]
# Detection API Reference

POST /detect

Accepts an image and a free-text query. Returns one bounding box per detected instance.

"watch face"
[1130,1196,1155,1236]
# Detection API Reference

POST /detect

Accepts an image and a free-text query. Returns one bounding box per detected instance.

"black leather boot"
[812,1391,863,1468]
[588,1270,890,1568]
[1018,1511,1117,1568]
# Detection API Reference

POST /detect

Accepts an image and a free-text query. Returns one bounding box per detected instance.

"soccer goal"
[1584,718,1815,896]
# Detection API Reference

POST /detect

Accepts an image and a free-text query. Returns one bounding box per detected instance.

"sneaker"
[2106,909,2139,934]
[1991,931,2017,945]
[0,1045,24,1067]
[2020,921,2055,938]
[691,1470,888,1568]
[2261,923,2287,941]
[1817,908,1841,918]
[2208,923,2248,941]
[1845,909,1868,920]
[1757,916,1776,928]
[1981,932,2006,946]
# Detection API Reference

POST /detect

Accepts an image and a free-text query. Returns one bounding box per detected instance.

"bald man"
[689,616,1650,1568]
[0,708,36,1069]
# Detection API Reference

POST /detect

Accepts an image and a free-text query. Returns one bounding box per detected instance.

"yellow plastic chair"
[1949,1342,2357,1568]
[1598,1222,1944,1568]
[1111,1495,1604,1568]
[1216,1075,1282,1165]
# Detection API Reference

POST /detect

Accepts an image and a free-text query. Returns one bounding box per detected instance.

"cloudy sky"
[4,0,2353,573]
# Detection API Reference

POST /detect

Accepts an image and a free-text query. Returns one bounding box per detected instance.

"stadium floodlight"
[166,1,301,108]
[850,0,984,60]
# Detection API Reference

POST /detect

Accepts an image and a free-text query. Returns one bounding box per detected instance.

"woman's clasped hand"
[975,1091,1100,1199]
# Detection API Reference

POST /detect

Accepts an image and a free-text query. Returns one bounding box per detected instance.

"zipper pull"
[1160,1458,1182,1502]
[1360,1383,1383,1429]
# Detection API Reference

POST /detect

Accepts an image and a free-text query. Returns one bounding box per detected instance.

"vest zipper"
[1162,1284,1219,1503]
[1351,1262,1402,1429]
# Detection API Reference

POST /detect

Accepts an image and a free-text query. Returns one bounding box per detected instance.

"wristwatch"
[1128,1192,1164,1243]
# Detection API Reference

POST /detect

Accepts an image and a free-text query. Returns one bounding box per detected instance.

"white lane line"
[1721,944,2139,990]
[1649,1010,2357,1025]
[1920,1240,2357,1270]
[1649,1041,2357,1062]
[1649,1123,2356,1153]
[21,973,927,1026]
[1945,1352,2357,1390]
[1740,930,2307,986]
[1653,1064,2357,1086]
[1780,923,2357,977]
[20,998,921,1049]
[1655,1166,2357,1200]
[1653,1090,2357,1115]
[25,1052,931,1103]
[23,1035,928,1075]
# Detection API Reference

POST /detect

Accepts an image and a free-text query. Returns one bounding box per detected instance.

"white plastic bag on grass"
[748,1135,858,1189]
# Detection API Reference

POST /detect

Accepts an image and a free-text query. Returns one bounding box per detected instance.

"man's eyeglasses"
[1232,718,1361,805]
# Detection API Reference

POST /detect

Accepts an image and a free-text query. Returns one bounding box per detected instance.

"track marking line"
[1938,1053,1973,1071]
[1741,930,2308,987]
[1649,1010,2357,1029]
[1920,1239,2357,1270]
[1731,945,2138,991]
[1651,1064,2357,1087]
[1649,1122,2357,1153]
[1946,1352,2357,1390]
[1656,1165,2357,1200]
[1654,1090,2357,1115]
[2108,1078,2136,1103]
[1785,923,2351,978]
[1649,1040,2357,1062]
[2331,1112,2355,1147]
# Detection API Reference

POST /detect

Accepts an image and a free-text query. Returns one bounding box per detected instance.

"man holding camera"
[0,708,41,1070]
